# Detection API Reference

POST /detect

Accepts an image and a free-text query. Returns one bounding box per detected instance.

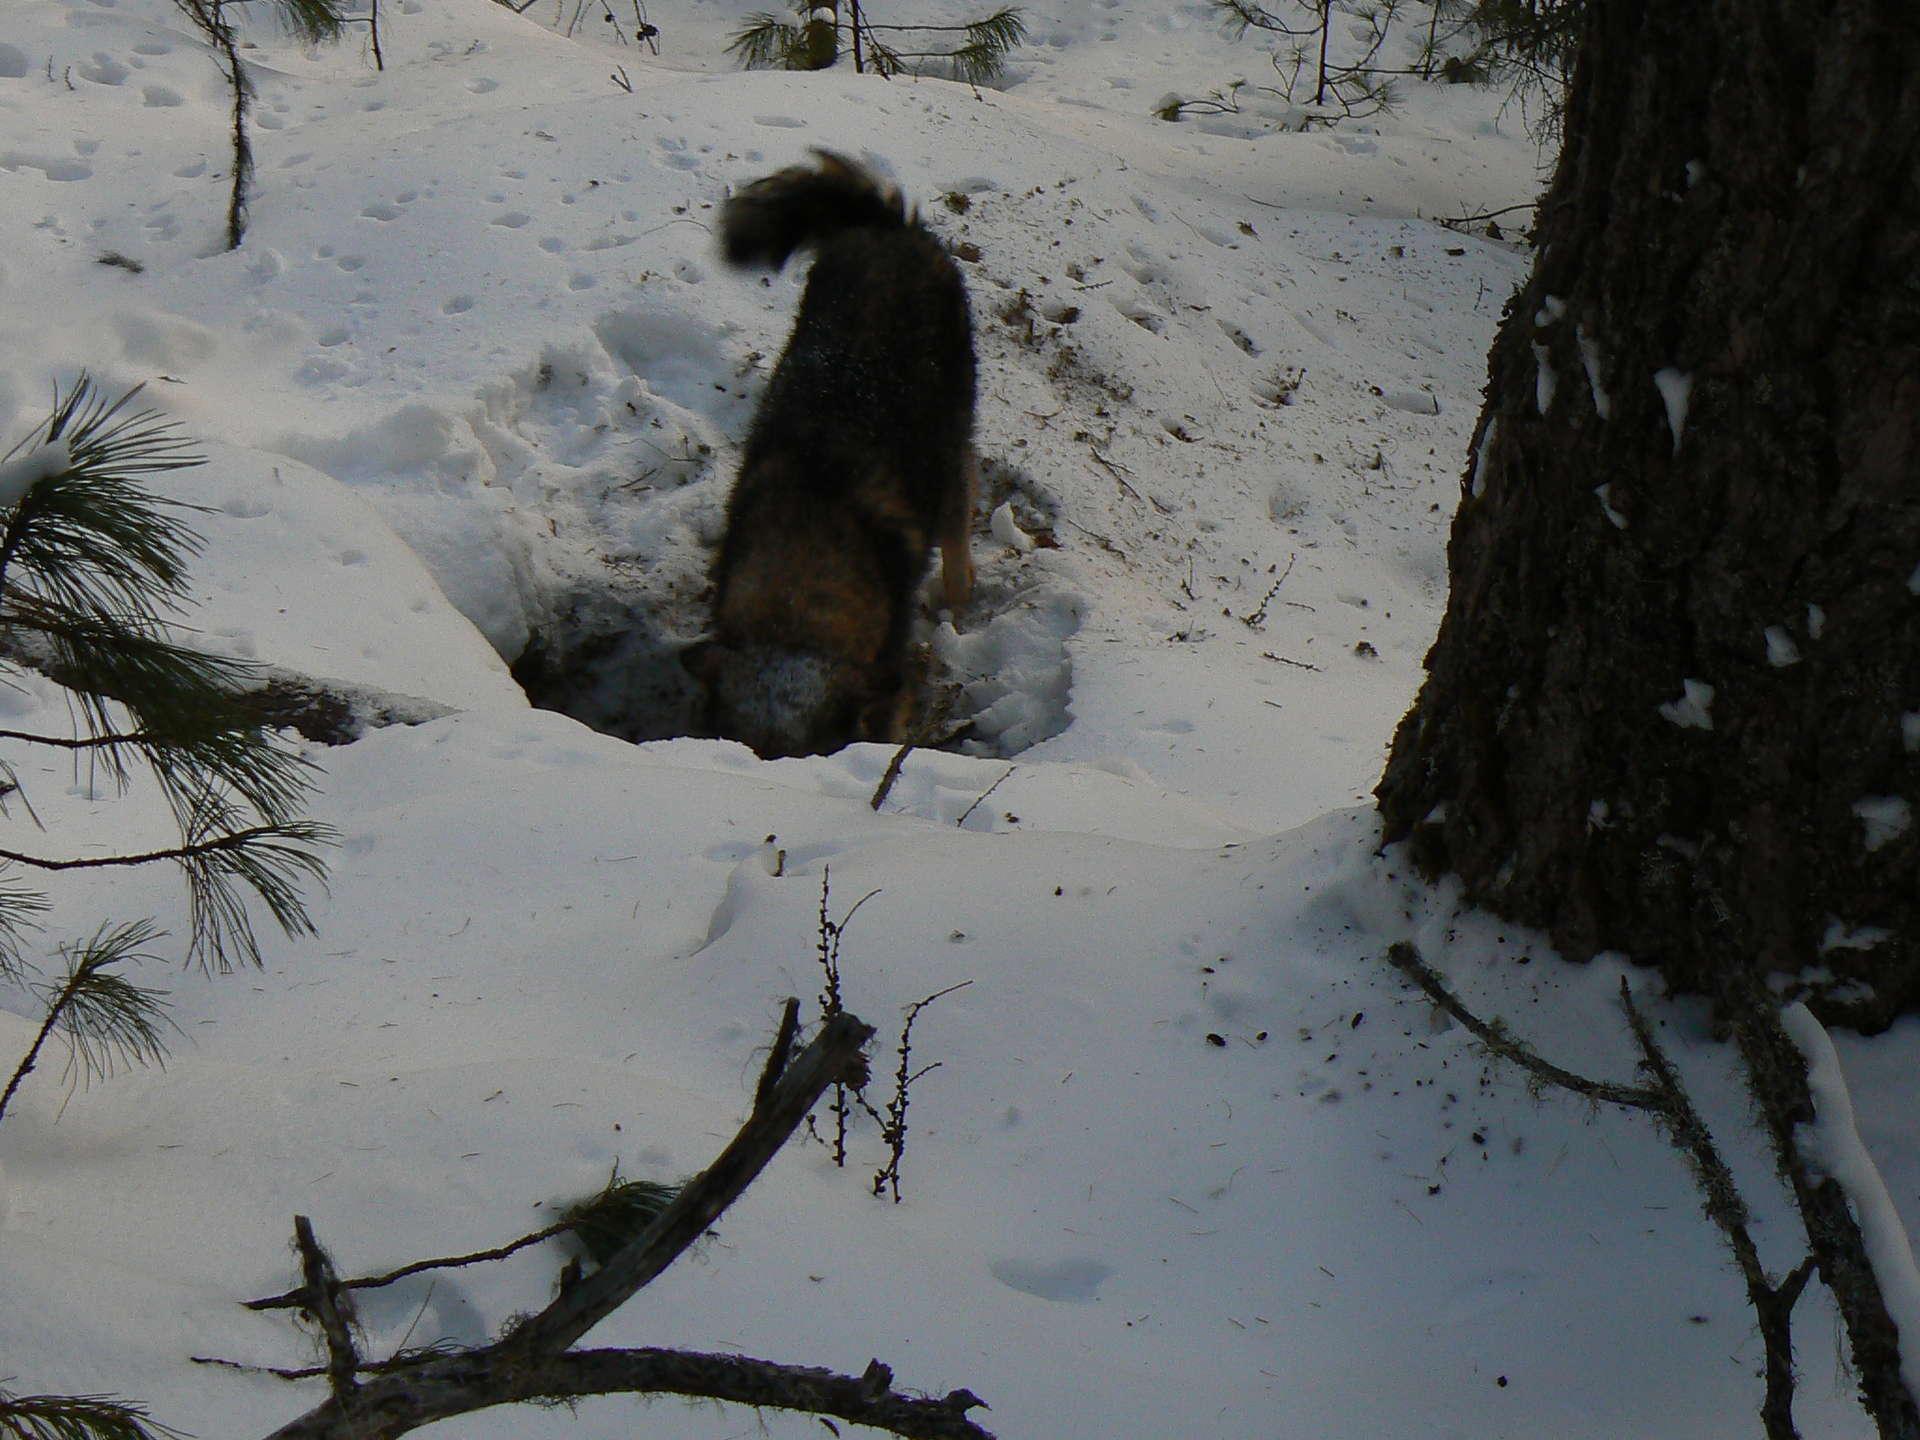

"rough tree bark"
[1377,0,1920,1031]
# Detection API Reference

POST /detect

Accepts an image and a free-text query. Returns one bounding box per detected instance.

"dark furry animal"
[684,151,977,758]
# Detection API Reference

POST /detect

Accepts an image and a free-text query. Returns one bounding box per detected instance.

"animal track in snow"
[652,137,703,172]
[1220,319,1260,355]
[989,1257,1112,1303]
[77,53,130,86]
[1,152,93,182]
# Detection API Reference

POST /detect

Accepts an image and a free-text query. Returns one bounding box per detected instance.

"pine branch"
[0,881,51,985]
[1212,0,1318,40]
[864,32,906,76]
[0,814,330,973]
[0,921,174,1129]
[0,1385,185,1440]
[175,806,333,971]
[0,377,205,614]
[861,8,1024,37]
[269,0,347,43]
[0,822,324,876]
[725,12,804,66]
[5,600,324,828]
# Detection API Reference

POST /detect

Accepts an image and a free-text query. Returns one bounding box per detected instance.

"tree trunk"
[1377,0,1920,1031]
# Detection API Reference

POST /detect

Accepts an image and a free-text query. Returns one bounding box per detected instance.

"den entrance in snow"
[509,454,1078,758]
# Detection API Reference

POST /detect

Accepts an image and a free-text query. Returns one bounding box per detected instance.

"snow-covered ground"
[1,1,1913,1435]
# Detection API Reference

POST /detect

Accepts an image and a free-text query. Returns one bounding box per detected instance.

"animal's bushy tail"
[718,150,909,272]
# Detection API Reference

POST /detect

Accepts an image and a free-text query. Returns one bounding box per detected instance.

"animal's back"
[694,152,978,757]
[731,173,975,522]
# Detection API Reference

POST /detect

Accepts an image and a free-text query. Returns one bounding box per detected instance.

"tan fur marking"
[941,444,977,612]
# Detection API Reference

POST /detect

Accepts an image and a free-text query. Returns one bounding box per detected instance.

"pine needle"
[0,376,335,973]
[0,1385,184,1440]
[270,0,347,44]
[34,921,177,1094]
[0,375,205,619]
[0,882,51,984]
[725,13,807,68]
[558,1172,681,1266]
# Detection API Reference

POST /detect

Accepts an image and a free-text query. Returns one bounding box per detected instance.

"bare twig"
[260,1012,956,1440]
[755,996,803,1114]
[1089,446,1145,506]
[245,1222,573,1311]
[955,766,1015,828]
[292,1216,361,1410]
[1260,652,1320,672]
[870,690,958,811]
[1239,554,1298,630]
[870,738,916,811]
[1385,942,1659,1109]
[1434,201,1535,229]
[872,982,972,1203]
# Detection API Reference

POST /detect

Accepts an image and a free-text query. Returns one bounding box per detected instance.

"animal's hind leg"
[940,444,977,612]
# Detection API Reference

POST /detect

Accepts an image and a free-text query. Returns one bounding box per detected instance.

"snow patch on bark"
[1470,417,1498,498]
[1821,920,1894,954]
[1657,678,1714,730]
[1652,367,1691,454]
[1852,796,1912,853]
[1532,343,1557,414]
[1577,326,1611,419]
[1764,626,1801,667]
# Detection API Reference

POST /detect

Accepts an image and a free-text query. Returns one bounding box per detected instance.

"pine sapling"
[169,0,347,248]
[729,2,1025,82]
